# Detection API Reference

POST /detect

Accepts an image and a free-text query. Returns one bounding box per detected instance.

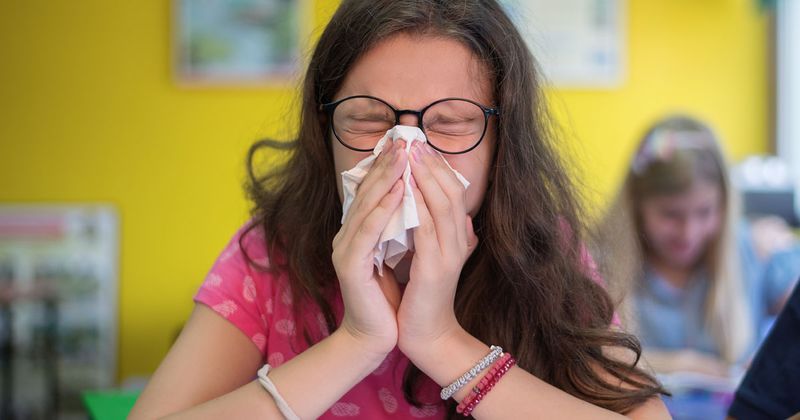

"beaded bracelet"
[457,354,516,416]
[440,345,503,400]
[459,356,516,416]
[455,353,511,413]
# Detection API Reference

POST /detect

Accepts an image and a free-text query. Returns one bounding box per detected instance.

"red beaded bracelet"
[457,353,511,410]
[456,353,515,416]
[461,356,516,416]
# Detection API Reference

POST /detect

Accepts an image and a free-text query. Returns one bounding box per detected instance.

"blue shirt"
[634,225,800,359]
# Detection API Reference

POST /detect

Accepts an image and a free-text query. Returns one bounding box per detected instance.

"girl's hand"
[332,140,407,356]
[397,142,478,357]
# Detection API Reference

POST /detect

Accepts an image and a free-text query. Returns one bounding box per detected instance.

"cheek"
[642,212,674,245]
[445,148,492,216]
[464,178,488,216]
[701,214,723,241]
[335,175,344,204]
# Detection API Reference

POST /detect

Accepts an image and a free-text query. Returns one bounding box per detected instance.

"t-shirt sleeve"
[194,223,273,355]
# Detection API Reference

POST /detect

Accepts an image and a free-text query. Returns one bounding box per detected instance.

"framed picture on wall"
[500,0,626,88]
[173,0,312,86]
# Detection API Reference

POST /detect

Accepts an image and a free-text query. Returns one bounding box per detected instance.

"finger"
[354,140,408,204]
[420,143,468,248]
[409,177,439,258]
[354,139,399,196]
[340,140,396,229]
[349,179,405,259]
[422,143,468,215]
[409,142,460,250]
[341,144,407,242]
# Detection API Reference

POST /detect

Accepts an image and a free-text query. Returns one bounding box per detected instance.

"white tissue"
[340,125,470,277]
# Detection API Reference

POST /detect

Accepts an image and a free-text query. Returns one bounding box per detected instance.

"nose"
[676,217,701,243]
[396,109,422,128]
[398,113,420,127]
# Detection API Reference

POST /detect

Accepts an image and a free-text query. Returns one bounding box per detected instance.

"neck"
[648,255,694,289]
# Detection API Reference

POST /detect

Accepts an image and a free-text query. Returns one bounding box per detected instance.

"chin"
[668,254,703,270]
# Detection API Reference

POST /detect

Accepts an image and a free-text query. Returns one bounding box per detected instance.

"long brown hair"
[598,115,752,364]
[244,0,665,416]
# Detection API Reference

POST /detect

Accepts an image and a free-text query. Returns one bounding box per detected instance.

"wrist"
[399,323,467,368]
[397,311,463,357]
[401,326,500,403]
[332,326,395,370]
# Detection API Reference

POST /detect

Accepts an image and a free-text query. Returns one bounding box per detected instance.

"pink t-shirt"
[194,222,615,418]
[194,223,443,419]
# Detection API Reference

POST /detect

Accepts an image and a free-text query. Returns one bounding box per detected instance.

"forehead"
[648,181,723,210]
[334,33,493,109]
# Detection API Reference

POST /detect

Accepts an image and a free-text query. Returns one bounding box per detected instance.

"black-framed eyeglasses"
[320,95,500,154]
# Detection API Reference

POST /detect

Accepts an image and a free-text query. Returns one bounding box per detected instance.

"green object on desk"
[82,390,140,420]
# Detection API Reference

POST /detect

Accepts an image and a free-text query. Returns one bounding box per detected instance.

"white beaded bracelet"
[440,345,503,400]
[257,364,301,420]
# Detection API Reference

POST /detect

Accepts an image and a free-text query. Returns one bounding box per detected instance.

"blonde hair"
[597,115,752,364]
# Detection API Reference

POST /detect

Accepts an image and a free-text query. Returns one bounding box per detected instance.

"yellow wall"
[0,0,768,382]
[555,0,770,206]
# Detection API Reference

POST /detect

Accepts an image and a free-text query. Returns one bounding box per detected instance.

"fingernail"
[424,143,436,155]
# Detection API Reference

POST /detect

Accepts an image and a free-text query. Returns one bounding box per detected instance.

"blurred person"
[596,115,800,377]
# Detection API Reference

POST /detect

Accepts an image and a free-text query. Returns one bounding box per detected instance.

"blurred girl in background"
[597,115,799,377]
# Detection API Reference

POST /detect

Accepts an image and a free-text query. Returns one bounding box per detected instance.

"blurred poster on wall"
[174,0,312,86]
[0,205,118,419]
[501,0,626,88]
